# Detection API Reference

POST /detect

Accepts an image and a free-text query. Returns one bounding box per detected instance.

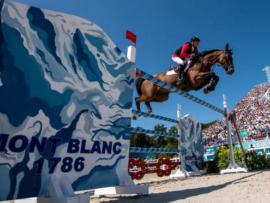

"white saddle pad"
[166,61,191,76]
[166,69,177,76]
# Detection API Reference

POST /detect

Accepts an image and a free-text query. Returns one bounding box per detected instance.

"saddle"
[168,60,188,73]
[168,65,180,72]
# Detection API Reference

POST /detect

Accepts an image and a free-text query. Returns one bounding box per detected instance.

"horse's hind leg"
[141,93,169,118]
[133,80,158,120]
[143,102,153,117]
[134,100,153,119]
[145,102,153,114]
[133,97,142,120]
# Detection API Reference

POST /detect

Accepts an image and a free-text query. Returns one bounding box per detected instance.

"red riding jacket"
[172,42,199,60]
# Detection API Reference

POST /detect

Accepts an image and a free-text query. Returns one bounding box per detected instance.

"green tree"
[160,125,179,158]
[154,124,180,158]
[130,124,181,159]
[130,127,147,148]
[201,119,219,130]
[154,124,167,148]
[145,135,154,148]
[167,126,178,148]
[130,132,136,147]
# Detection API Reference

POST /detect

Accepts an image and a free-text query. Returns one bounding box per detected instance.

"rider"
[172,36,200,84]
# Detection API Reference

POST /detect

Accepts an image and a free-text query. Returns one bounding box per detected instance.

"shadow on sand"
[90,171,262,203]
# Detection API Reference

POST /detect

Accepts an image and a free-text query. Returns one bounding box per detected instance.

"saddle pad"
[166,69,177,76]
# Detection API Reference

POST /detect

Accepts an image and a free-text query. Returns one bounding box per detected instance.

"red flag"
[126,30,137,47]
[135,72,141,78]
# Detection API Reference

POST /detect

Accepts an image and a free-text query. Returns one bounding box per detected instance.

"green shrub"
[245,151,270,170]
[233,146,244,164]
[206,146,244,173]
[217,146,231,170]
[206,146,270,174]
[205,160,219,174]
[206,147,222,174]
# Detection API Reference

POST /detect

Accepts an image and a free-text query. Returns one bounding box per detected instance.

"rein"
[197,51,232,71]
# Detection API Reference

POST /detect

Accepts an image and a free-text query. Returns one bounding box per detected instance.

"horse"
[133,43,235,120]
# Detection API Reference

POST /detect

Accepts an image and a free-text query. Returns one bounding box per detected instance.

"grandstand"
[203,83,270,147]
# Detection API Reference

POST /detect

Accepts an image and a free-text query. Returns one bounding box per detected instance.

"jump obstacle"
[129,45,248,176]
[94,45,248,197]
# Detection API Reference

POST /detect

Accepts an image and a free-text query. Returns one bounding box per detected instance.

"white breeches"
[172,56,185,65]
[172,57,191,72]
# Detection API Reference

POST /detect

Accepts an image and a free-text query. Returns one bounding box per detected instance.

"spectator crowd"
[203,83,270,147]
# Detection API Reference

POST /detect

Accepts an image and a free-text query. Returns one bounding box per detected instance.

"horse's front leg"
[212,74,219,89]
[203,72,219,94]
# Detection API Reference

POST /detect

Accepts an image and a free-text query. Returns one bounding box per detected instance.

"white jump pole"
[220,94,248,174]
[170,104,189,177]
[127,46,136,63]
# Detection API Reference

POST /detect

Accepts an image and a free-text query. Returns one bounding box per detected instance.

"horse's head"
[219,43,234,75]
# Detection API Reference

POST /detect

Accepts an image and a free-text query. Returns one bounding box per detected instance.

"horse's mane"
[201,49,221,57]
[192,49,221,63]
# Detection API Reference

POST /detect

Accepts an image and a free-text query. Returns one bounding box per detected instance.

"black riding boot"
[176,64,186,85]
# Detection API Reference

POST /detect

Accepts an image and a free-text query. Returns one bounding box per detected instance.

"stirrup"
[176,77,185,85]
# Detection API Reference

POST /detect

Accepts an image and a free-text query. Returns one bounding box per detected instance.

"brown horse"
[133,43,235,120]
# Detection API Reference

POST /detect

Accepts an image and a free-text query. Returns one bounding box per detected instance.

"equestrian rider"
[172,36,200,84]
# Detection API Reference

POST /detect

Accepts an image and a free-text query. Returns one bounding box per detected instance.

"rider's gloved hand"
[190,54,195,58]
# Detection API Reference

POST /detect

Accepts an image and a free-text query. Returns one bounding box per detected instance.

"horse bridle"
[198,50,233,71]
[221,50,234,71]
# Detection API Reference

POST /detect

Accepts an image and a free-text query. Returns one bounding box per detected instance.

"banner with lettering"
[180,115,204,172]
[0,0,134,201]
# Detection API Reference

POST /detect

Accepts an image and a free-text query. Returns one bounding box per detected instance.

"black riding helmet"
[191,36,200,42]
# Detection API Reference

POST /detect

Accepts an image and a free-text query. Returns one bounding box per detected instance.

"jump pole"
[220,95,248,174]
[169,105,189,177]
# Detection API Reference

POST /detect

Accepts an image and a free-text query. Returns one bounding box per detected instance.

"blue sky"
[14,0,270,130]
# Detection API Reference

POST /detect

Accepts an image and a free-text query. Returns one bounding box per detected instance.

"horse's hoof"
[132,114,139,120]
[203,87,210,94]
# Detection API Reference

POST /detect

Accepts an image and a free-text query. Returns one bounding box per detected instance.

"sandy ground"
[4,170,270,203]
[90,169,270,203]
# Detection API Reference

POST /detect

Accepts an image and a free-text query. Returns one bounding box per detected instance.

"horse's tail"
[135,78,145,96]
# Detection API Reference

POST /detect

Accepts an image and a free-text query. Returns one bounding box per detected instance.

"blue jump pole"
[136,69,225,115]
